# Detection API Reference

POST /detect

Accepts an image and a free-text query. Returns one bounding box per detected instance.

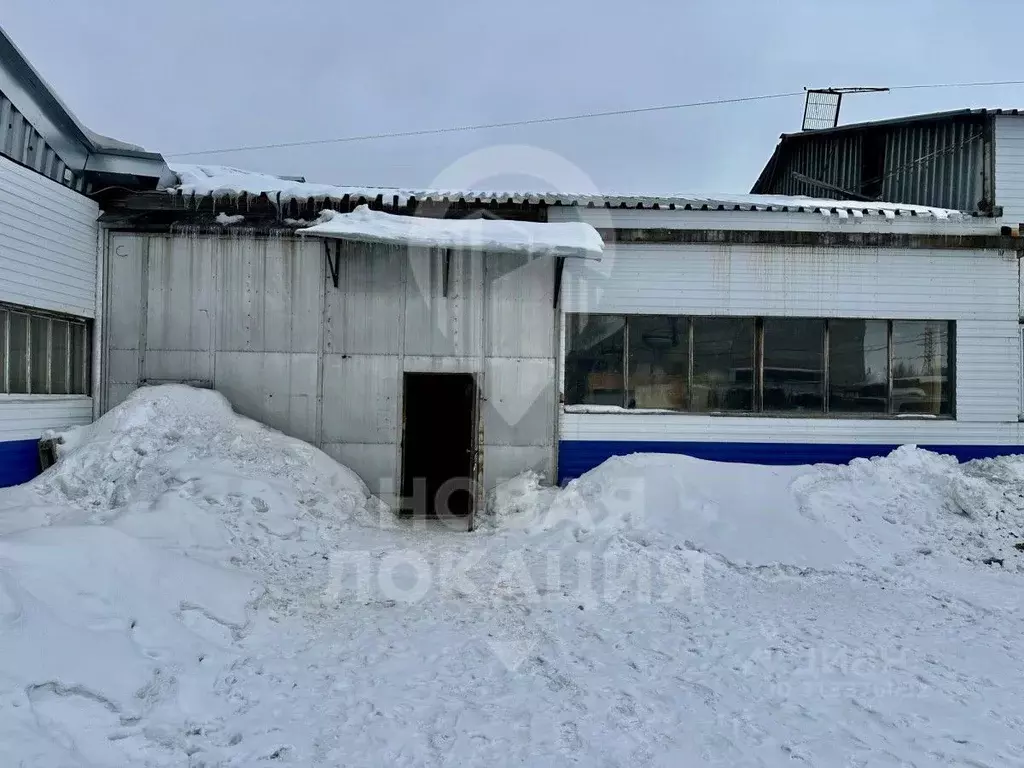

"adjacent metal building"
[752,109,1024,225]
[0,25,165,485]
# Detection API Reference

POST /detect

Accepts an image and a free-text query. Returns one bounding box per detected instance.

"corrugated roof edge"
[164,186,967,221]
[778,108,1024,141]
[166,186,967,218]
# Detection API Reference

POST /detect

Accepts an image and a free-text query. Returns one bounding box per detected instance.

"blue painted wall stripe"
[0,439,41,488]
[557,440,1024,484]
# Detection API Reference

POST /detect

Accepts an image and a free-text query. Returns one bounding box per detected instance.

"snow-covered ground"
[2,386,1023,766]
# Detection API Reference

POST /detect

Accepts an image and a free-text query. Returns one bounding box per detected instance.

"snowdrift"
[487,446,1024,572]
[1,384,1022,766]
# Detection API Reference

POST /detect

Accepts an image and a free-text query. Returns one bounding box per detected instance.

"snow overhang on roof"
[297,206,604,259]
[168,164,965,221]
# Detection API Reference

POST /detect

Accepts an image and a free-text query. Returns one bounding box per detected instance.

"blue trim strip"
[557,440,1023,484]
[0,439,41,487]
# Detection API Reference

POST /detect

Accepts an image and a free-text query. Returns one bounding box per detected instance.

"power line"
[890,79,1024,91]
[166,91,806,157]
[167,79,1024,158]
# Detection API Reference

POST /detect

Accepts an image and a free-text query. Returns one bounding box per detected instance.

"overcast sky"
[4,0,1023,194]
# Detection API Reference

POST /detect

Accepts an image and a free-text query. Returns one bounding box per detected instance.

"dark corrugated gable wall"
[762,117,987,212]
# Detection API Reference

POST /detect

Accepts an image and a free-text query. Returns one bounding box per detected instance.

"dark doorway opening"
[401,372,477,520]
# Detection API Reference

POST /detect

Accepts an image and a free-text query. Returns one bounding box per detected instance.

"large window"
[891,320,952,416]
[762,318,824,413]
[0,305,90,395]
[564,314,954,418]
[564,314,626,407]
[828,319,889,414]
[627,316,688,409]
[692,317,755,412]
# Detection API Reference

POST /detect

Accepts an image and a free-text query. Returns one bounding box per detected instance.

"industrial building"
[93,176,1023,520]
[752,108,1024,224]
[0,26,165,485]
[3,25,1024,514]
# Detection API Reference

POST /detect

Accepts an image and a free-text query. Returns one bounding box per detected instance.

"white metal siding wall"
[561,242,1021,444]
[0,154,98,317]
[0,155,99,469]
[0,398,94,442]
[995,115,1024,228]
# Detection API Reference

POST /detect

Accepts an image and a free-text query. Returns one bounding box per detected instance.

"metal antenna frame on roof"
[802,87,890,131]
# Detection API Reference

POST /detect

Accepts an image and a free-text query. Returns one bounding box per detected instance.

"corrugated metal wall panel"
[763,120,985,211]
[103,233,559,496]
[879,120,984,212]
[0,154,98,317]
[561,243,1017,321]
[994,115,1024,226]
[0,91,81,188]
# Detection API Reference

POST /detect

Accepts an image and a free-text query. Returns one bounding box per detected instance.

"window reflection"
[564,314,626,406]
[692,317,754,412]
[828,319,889,414]
[762,318,824,412]
[627,316,688,410]
[891,320,952,415]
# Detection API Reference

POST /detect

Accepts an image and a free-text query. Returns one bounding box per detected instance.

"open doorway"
[401,372,478,524]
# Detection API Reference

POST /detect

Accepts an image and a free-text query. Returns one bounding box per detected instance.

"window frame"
[0,302,91,397]
[562,313,956,419]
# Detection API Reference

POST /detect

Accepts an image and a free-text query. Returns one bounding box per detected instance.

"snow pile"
[488,455,852,570]
[2,390,1024,766]
[794,446,1024,568]
[0,386,392,764]
[490,447,1024,573]
[11,385,380,599]
[297,205,604,259]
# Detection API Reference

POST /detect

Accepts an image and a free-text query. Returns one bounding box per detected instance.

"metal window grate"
[802,90,843,131]
[0,303,91,395]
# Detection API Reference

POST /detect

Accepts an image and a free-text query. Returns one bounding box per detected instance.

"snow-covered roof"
[297,205,603,259]
[166,164,966,220]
